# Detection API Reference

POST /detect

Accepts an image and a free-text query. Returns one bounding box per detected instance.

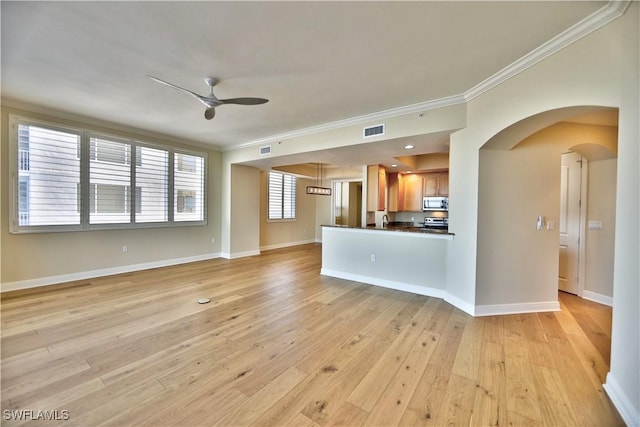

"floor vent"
[363,124,385,138]
[260,145,272,155]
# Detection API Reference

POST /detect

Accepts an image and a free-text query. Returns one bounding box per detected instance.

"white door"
[558,152,583,294]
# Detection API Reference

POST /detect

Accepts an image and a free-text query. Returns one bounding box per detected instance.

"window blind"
[17,124,81,226]
[11,116,207,233]
[136,146,168,223]
[268,171,296,220]
[89,137,132,225]
[174,153,204,222]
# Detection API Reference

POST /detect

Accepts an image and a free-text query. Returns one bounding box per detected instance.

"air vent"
[260,145,272,155]
[363,124,385,138]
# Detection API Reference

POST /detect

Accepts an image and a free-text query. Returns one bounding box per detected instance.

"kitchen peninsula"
[320,224,453,299]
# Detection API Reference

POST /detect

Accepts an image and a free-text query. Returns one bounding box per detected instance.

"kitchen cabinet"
[387,172,404,212]
[423,172,449,197]
[367,165,386,211]
[403,174,423,212]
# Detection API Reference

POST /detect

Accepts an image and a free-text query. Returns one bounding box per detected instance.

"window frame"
[9,114,208,234]
[267,170,297,222]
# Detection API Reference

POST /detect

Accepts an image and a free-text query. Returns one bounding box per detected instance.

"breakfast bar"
[320,225,453,298]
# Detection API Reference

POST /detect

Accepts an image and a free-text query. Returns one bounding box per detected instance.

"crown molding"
[1,97,221,152]
[464,1,632,101]
[228,93,466,151]
[217,1,630,153]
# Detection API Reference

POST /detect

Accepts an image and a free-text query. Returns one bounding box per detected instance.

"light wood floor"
[1,243,623,426]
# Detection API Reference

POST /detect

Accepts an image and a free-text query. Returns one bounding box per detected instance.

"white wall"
[605,3,639,423]
[321,226,449,295]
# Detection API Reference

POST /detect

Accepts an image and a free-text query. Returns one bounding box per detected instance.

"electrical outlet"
[122,245,128,253]
[211,237,216,243]
[370,254,376,262]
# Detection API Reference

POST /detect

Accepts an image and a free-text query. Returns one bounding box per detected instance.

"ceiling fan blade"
[219,97,269,106]
[147,75,210,104]
[204,107,216,120]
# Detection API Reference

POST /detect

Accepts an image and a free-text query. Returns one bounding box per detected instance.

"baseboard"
[320,268,482,316]
[260,239,317,252]
[320,268,448,299]
[444,293,476,316]
[474,300,560,316]
[582,290,613,307]
[220,249,261,260]
[604,373,640,427]
[1,252,222,293]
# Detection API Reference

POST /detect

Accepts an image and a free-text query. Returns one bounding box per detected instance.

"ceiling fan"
[147,75,268,120]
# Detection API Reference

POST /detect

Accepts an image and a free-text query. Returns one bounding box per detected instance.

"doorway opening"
[332,180,362,227]
[558,151,587,295]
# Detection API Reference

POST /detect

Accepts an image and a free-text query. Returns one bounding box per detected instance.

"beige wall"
[477,122,618,306]
[585,159,616,299]
[1,105,222,288]
[477,135,563,306]
[259,173,317,250]
[314,187,332,241]
[228,165,261,257]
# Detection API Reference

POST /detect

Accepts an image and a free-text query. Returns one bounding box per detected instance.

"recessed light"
[404,144,415,150]
[391,164,398,168]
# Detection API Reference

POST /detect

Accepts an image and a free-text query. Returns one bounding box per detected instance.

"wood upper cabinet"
[366,165,386,211]
[387,172,404,212]
[377,168,386,211]
[403,174,423,212]
[423,172,449,197]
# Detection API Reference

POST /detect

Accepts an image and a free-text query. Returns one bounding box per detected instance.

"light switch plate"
[588,220,602,230]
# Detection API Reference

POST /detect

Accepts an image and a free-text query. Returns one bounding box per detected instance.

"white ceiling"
[2,1,610,159]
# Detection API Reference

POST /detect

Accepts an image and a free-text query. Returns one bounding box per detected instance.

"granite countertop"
[323,224,454,236]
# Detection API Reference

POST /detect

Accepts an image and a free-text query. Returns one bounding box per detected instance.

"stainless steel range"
[424,216,448,229]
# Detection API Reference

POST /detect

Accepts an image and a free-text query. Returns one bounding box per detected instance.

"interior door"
[558,152,582,294]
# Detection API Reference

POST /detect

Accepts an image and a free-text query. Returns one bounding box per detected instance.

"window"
[89,137,131,225]
[174,153,204,222]
[136,146,168,223]
[10,115,207,233]
[268,171,296,220]
[14,123,82,227]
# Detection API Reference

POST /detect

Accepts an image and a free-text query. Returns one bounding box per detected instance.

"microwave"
[423,196,448,211]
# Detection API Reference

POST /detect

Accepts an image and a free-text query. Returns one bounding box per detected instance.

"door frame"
[576,155,588,297]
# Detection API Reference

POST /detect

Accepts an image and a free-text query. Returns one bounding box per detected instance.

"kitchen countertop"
[323,224,454,236]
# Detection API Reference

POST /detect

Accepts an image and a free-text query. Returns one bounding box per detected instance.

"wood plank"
[504,336,543,425]
[451,316,484,381]
[431,373,477,426]
[530,365,579,427]
[363,329,439,426]
[216,366,307,426]
[324,401,368,427]
[401,309,468,426]
[471,340,507,427]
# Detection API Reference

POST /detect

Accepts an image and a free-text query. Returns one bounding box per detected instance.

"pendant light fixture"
[306,163,332,195]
